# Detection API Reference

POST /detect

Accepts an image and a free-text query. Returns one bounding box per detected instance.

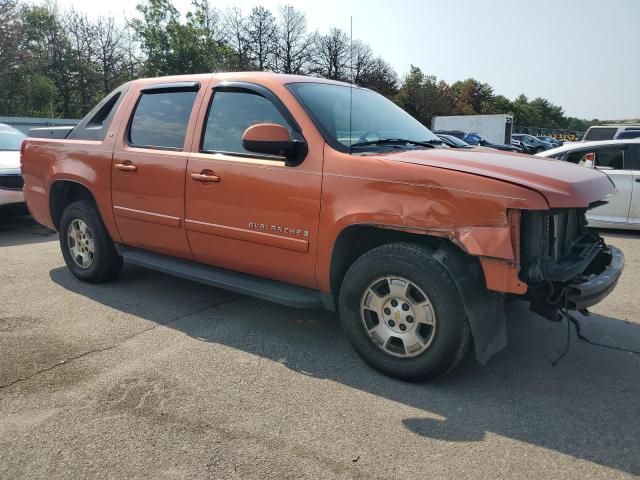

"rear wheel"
[338,243,470,381]
[59,200,122,283]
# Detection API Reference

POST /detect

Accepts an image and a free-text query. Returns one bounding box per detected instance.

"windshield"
[0,126,26,151]
[287,82,440,151]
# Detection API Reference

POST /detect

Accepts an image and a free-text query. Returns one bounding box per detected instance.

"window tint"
[129,91,197,149]
[595,148,625,169]
[567,148,625,169]
[202,90,290,154]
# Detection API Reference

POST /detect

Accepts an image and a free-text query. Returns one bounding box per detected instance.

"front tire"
[59,200,122,283]
[338,243,470,381]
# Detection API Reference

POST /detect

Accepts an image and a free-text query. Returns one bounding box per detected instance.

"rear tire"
[59,200,122,283]
[338,243,470,381]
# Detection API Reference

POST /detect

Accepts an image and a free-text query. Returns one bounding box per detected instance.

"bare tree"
[359,57,399,97]
[310,28,349,80]
[245,6,277,71]
[221,7,251,70]
[276,5,311,74]
[93,16,131,94]
[66,10,98,112]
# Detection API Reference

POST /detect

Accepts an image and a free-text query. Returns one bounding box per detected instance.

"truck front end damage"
[520,208,624,319]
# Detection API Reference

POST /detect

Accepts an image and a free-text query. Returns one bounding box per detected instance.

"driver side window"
[201,90,291,155]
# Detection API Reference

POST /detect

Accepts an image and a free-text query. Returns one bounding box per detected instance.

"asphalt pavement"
[1,213,639,479]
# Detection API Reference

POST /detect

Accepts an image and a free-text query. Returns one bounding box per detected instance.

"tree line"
[0,0,596,132]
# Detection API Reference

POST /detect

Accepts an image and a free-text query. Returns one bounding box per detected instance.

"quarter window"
[202,90,291,155]
[129,91,197,149]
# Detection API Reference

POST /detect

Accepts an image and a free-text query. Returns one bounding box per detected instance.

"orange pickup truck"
[21,72,624,380]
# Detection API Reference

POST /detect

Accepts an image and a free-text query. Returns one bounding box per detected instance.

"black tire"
[534,147,545,154]
[338,243,470,381]
[59,200,122,283]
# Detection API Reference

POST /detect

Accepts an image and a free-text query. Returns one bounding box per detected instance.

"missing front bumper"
[566,245,624,310]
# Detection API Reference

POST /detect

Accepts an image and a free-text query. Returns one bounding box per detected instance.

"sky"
[52,0,640,120]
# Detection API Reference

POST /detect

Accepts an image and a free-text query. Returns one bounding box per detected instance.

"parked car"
[537,139,640,229]
[436,133,472,148]
[614,129,640,140]
[462,132,521,152]
[511,134,554,153]
[536,135,563,147]
[433,129,466,140]
[582,124,640,141]
[22,72,623,381]
[0,123,26,209]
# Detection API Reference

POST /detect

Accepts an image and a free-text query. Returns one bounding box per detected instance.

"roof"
[536,138,640,157]
[133,72,353,89]
[587,124,640,128]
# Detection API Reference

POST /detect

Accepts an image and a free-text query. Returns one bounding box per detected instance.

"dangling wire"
[552,290,640,367]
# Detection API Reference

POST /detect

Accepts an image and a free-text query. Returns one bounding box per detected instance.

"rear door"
[567,145,633,224]
[111,81,204,259]
[626,145,640,225]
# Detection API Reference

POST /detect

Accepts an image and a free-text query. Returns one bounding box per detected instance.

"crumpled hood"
[0,150,20,170]
[387,148,615,208]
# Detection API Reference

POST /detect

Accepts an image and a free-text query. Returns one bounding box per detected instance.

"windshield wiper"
[350,138,440,149]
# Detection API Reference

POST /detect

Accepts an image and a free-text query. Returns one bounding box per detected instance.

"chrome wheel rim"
[360,276,437,358]
[67,219,95,269]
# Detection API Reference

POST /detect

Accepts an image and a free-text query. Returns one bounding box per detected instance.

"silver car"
[537,139,640,230]
[0,124,26,208]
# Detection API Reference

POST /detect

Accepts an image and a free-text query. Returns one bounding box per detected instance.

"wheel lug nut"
[384,308,391,315]
[399,324,407,331]
[402,303,410,311]
[406,315,414,323]
[388,320,395,327]
[390,299,398,307]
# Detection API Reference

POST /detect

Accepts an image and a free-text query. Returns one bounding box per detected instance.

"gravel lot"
[1,214,639,479]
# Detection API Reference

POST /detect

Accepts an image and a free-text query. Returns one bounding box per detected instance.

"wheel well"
[329,226,452,299]
[49,181,96,230]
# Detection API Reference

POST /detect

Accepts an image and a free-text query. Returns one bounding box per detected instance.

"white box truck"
[432,114,513,145]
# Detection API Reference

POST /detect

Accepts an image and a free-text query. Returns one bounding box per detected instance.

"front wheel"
[338,243,470,381]
[59,200,122,283]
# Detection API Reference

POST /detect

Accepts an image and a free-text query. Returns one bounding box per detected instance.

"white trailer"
[431,114,513,145]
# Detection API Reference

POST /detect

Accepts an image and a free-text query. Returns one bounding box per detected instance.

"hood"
[387,148,615,209]
[0,150,20,170]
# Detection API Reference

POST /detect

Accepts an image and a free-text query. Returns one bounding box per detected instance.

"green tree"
[393,66,454,126]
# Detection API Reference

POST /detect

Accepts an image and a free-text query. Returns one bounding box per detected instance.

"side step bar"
[115,245,327,309]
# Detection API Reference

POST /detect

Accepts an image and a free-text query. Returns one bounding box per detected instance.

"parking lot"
[0,214,639,479]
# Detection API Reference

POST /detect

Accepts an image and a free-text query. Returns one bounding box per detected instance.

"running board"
[115,245,327,309]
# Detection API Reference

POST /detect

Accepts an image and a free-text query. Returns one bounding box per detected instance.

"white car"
[537,139,640,230]
[0,124,26,208]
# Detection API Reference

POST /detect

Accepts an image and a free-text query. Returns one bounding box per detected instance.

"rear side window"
[583,127,617,141]
[67,83,130,141]
[129,91,197,150]
[201,90,290,155]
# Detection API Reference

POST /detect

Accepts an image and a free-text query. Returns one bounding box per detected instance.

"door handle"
[191,172,220,183]
[115,162,137,172]
[635,178,640,182]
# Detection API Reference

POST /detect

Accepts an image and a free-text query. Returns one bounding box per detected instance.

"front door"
[184,83,322,288]
[567,145,634,225]
[112,82,203,259]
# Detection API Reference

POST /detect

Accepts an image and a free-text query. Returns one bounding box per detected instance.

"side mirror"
[242,123,307,166]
